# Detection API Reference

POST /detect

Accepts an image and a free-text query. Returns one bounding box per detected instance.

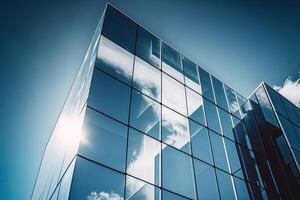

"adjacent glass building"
[32,4,300,200]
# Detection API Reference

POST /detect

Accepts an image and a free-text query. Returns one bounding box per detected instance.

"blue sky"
[0,0,300,199]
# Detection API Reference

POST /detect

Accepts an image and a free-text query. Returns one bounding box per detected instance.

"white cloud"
[87,191,123,200]
[273,74,300,108]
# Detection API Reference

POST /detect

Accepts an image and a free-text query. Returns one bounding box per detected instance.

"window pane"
[182,57,201,93]
[194,159,219,200]
[133,56,161,102]
[232,117,252,150]
[234,177,251,200]
[162,106,191,154]
[69,157,125,200]
[212,76,228,111]
[282,97,299,125]
[279,115,300,151]
[127,129,161,186]
[216,169,236,200]
[162,145,196,199]
[204,99,221,134]
[186,87,206,126]
[218,108,235,141]
[89,69,131,124]
[190,120,213,164]
[125,176,161,200]
[102,5,137,53]
[199,68,214,102]
[224,85,240,117]
[96,36,134,85]
[162,190,189,200]
[136,27,161,69]
[162,73,187,116]
[265,85,287,117]
[162,43,184,82]
[130,90,161,140]
[224,138,243,178]
[210,131,229,172]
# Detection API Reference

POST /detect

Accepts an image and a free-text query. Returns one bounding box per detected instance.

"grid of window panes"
[69,5,280,200]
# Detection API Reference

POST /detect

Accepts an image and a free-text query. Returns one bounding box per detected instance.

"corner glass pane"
[212,76,229,111]
[162,106,191,154]
[199,68,214,103]
[102,5,137,53]
[136,27,161,69]
[182,57,201,93]
[218,108,235,141]
[216,169,236,200]
[79,108,128,172]
[162,145,196,199]
[162,73,187,116]
[89,69,131,124]
[96,36,134,85]
[210,131,229,172]
[194,159,219,200]
[130,90,161,140]
[127,129,161,186]
[204,99,221,134]
[69,157,125,200]
[162,43,184,82]
[186,87,206,126]
[162,190,189,200]
[133,56,161,102]
[190,120,213,164]
[224,85,240,117]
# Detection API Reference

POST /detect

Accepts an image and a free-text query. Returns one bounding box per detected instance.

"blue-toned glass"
[161,43,184,82]
[210,131,229,172]
[182,57,201,93]
[127,129,161,186]
[278,115,300,151]
[265,85,287,117]
[212,76,229,111]
[125,176,161,200]
[162,73,187,116]
[162,144,196,199]
[224,138,243,178]
[275,135,293,164]
[186,87,206,126]
[218,108,235,141]
[162,190,189,200]
[204,99,221,134]
[194,159,219,200]
[102,5,137,53]
[162,106,191,154]
[130,90,161,140]
[190,120,213,164]
[96,36,134,85]
[234,177,251,200]
[69,157,125,200]
[133,56,161,102]
[216,169,236,200]
[136,27,161,69]
[282,97,299,125]
[198,68,214,102]
[88,69,131,124]
[79,108,128,172]
[224,85,240,117]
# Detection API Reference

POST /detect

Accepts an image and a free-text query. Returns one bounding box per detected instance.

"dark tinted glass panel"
[182,57,201,93]
[130,90,161,140]
[234,177,251,200]
[279,115,300,151]
[136,27,160,69]
[102,6,137,53]
[162,43,183,82]
[69,157,125,200]
[186,87,206,126]
[218,108,235,141]
[204,99,221,134]
[96,36,134,85]
[79,108,128,172]
[232,117,253,150]
[162,190,188,200]
[216,169,235,200]
[212,76,228,111]
[127,129,161,186]
[224,85,240,117]
[276,135,293,164]
[199,68,214,102]
[162,145,196,199]
[265,85,287,118]
[282,97,299,125]
[210,131,229,172]
[190,120,213,164]
[89,69,131,124]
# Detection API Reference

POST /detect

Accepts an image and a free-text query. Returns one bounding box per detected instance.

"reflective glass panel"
[218,108,235,141]
[279,115,300,151]
[136,27,161,69]
[89,69,131,124]
[102,5,137,53]
[224,138,243,178]
[234,177,251,200]
[182,57,201,93]
[130,90,161,140]
[194,159,219,200]
[133,56,161,102]
[186,87,206,126]
[204,99,221,134]
[224,85,240,117]
[199,68,214,102]
[125,176,161,200]
[162,73,187,116]
[265,85,287,117]
[162,106,191,154]
[161,43,184,82]
[210,131,229,172]
[190,120,213,164]
[127,129,161,186]
[69,157,125,200]
[216,169,236,200]
[96,36,134,85]
[162,190,189,200]
[282,98,299,125]
[162,145,196,199]
[232,117,252,150]
[212,76,229,111]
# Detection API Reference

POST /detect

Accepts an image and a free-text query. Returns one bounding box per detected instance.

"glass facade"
[33,4,300,200]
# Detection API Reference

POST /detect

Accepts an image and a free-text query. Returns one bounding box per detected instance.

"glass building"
[31,4,300,200]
